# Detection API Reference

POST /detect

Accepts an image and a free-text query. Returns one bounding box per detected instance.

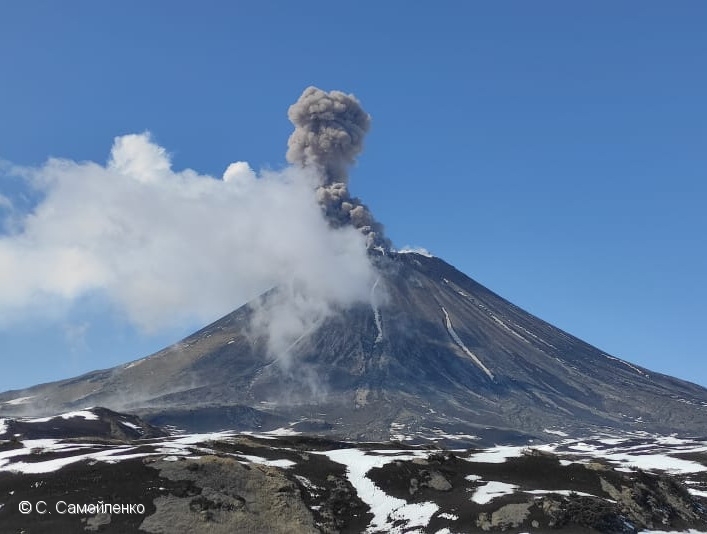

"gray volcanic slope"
[2,251,706,442]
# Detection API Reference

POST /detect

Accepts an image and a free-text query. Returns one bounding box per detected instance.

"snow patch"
[655,435,692,446]
[603,452,706,474]
[320,448,436,533]
[389,422,417,442]
[525,489,608,500]
[397,246,433,258]
[166,431,237,446]
[3,396,35,406]
[427,430,480,442]
[0,444,158,474]
[471,481,518,504]
[544,428,569,437]
[465,446,526,464]
[438,512,458,520]
[294,475,319,492]
[237,454,296,469]
[262,427,301,437]
[25,410,99,423]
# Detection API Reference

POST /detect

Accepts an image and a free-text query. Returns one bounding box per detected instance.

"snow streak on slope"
[602,352,649,377]
[487,313,530,343]
[442,277,557,350]
[371,276,383,344]
[441,307,494,380]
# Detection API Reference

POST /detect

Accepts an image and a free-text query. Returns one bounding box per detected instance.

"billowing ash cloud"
[287,87,390,250]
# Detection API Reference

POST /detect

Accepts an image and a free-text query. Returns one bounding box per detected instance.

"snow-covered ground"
[1,408,707,532]
[320,448,436,533]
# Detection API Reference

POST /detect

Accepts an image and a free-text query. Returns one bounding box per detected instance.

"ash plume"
[287,86,390,250]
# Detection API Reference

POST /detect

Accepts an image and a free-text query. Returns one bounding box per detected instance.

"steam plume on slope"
[287,87,390,249]
[0,134,376,347]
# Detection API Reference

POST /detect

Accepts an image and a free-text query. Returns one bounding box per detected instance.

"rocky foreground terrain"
[1,409,707,533]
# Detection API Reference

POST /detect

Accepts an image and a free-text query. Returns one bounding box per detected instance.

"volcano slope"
[1,250,706,443]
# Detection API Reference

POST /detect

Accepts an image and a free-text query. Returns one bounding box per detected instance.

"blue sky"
[0,1,705,391]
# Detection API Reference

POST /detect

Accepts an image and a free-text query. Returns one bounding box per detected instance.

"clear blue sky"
[0,1,705,391]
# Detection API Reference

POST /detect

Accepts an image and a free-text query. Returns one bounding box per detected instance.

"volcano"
[2,249,705,443]
[2,86,705,445]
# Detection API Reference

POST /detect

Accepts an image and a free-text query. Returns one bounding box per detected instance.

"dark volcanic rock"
[2,251,707,441]
[0,407,167,441]
[1,427,706,533]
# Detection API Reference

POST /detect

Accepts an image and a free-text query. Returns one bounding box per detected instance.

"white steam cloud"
[0,133,376,349]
